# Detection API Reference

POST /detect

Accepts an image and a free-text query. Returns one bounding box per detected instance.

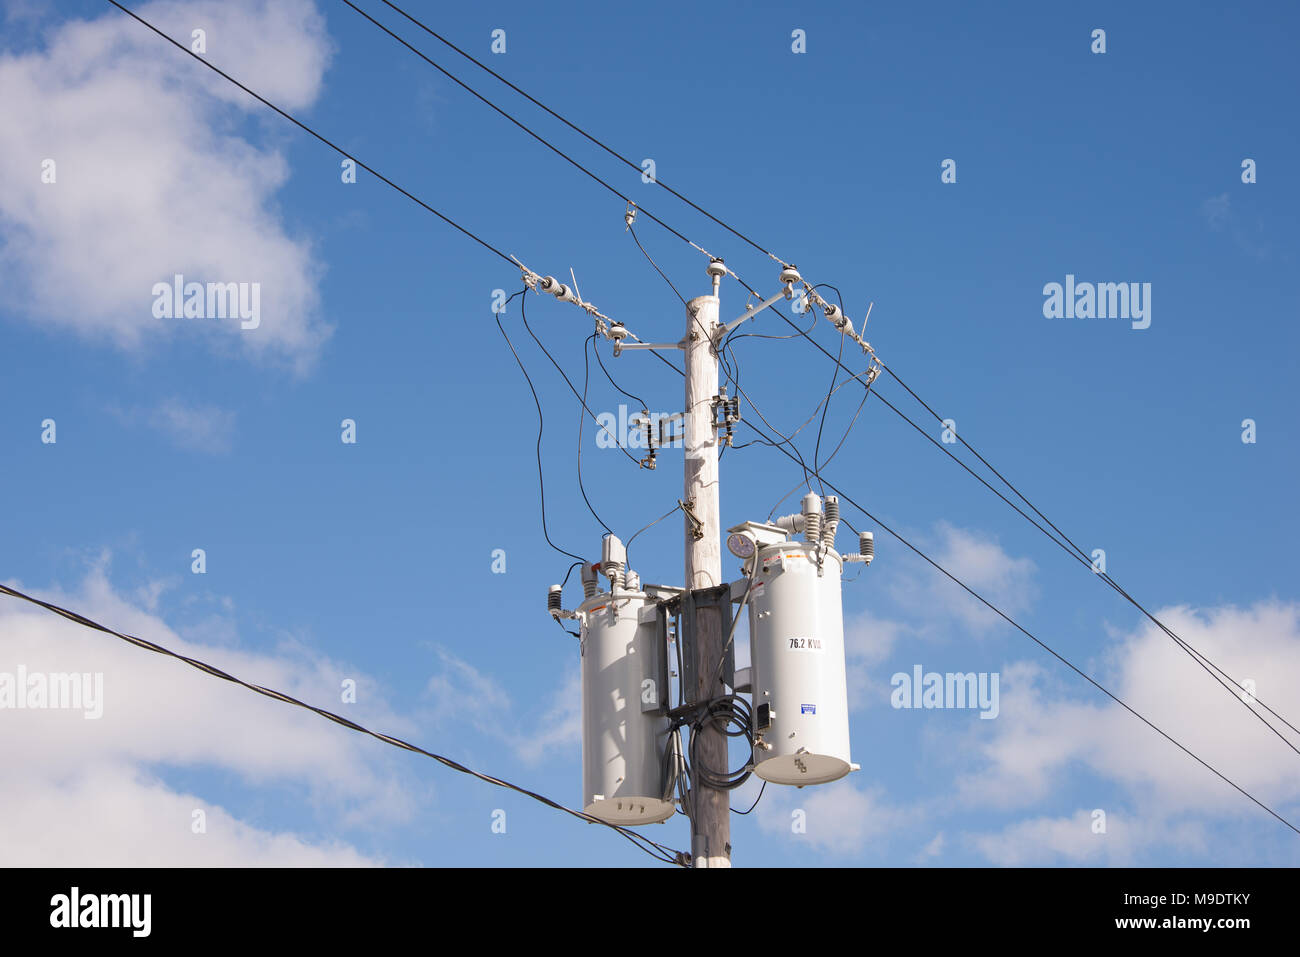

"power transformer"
[727,493,871,786]
[550,535,674,825]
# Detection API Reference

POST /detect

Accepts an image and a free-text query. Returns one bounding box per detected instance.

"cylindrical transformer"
[747,539,853,785]
[579,589,674,825]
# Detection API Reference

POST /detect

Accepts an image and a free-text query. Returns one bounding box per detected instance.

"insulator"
[706,258,727,278]
[548,584,563,617]
[801,492,822,544]
[582,562,599,599]
[860,531,874,565]
[779,264,802,286]
[774,512,803,536]
[601,534,627,589]
[625,571,641,592]
[822,496,839,547]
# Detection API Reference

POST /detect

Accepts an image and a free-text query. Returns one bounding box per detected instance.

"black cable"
[494,290,584,564]
[518,292,641,467]
[373,0,785,266]
[812,327,847,496]
[741,421,1300,838]
[725,264,1300,754]
[106,0,514,266]
[733,780,766,815]
[577,334,613,535]
[624,503,683,572]
[341,0,709,257]
[0,580,687,865]
[879,359,1300,745]
[628,221,687,308]
[593,337,648,413]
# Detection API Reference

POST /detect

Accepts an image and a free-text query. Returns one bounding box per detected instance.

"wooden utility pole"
[684,260,730,867]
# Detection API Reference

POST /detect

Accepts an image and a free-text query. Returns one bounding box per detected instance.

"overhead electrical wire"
[494,289,584,565]
[577,334,614,536]
[355,0,1293,749]
[0,581,688,865]
[105,1,515,266]
[734,420,1300,838]
[722,268,1300,755]
[338,0,717,261]
[370,0,787,267]
[112,0,1300,844]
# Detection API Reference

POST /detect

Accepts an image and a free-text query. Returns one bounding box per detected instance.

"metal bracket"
[664,585,735,712]
[679,498,704,541]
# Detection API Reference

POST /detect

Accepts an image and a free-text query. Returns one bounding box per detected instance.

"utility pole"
[685,260,730,867]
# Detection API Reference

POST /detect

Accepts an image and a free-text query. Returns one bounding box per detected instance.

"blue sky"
[1,0,1297,866]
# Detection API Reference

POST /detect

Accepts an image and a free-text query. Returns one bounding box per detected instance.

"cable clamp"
[679,499,705,541]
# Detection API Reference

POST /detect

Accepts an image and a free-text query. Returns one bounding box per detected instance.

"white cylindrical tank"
[747,540,853,785]
[579,589,674,824]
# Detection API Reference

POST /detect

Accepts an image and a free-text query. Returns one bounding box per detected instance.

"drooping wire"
[494,289,584,564]
[628,221,687,308]
[518,292,640,467]
[812,327,848,496]
[0,580,687,865]
[593,337,649,413]
[624,502,683,573]
[733,780,766,815]
[577,334,613,536]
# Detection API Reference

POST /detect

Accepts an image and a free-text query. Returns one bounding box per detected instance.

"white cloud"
[422,646,580,766]
[755,778,914,856]
[844,611,907,710]
[967,810,1207,867]
[956,601,1300,857]
[139,397,237,453]
[0,0,333,372]
[886,522,1037,636]
[0,562,419,865]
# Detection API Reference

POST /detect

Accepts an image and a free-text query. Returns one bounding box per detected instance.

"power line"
[578,334,614,535]
[371,0,786,267]
[105,0,515,265]
[733,422,1300,838]
[338,0,715,259]
[879,359,1300,741]
[494,290,585,565]
[721,269,1300,755]
[345,0,1291,751]
[0,580,688,865]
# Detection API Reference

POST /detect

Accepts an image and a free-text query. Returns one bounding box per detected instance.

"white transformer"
[577,585,674,825]
[730,494,867,786]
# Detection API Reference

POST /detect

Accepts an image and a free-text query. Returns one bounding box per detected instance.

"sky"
[1,0,1297,867]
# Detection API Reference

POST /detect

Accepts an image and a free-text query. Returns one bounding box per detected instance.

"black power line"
[345,0,1296,756]
[722,267,1300,757]
[371,0,785,266]
[104,1,514,265]
[339,0,712,258]
[735,419,1300,838]
[0,581,688,865]
[493,289,585,565]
